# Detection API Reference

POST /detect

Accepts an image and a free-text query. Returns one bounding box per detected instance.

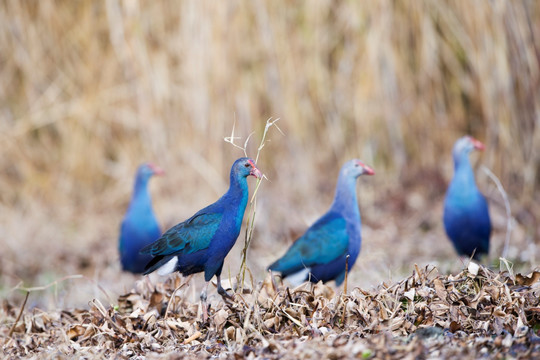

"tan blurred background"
[1,1,539,308]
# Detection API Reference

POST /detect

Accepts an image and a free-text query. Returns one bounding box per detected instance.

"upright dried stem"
[224,118,282,291]
[482,166,513,259]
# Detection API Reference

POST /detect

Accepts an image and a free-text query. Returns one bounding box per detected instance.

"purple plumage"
[443,136,491,260]
[119,163,164,274]
[268,159,374,286]
[140,157,262,320]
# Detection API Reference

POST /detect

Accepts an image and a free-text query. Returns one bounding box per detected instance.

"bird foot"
[217,286,234,301]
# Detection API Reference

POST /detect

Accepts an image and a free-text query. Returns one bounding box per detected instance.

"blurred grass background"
[0,0,539,308]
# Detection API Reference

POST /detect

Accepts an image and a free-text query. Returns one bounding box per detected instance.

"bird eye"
[244,163,250,168]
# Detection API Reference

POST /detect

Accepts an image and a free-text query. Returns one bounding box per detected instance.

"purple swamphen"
[119,163,164,274]
[268,159,374,286]
[443,136,491,260]
[140,157,262,316]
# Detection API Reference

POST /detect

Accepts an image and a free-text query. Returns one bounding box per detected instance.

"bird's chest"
[346,222,362,257]
[209,213,242,254]
[123,210,158,235]
[446,184,482,212]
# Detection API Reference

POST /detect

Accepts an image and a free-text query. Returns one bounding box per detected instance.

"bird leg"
[200,282,209,322]
[216,275,233,300]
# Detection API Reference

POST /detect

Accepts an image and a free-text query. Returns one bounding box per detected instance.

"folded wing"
[140,211,223,257]
[269,212,348,276]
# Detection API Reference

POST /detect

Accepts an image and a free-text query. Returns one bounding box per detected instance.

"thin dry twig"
[11,274,83,293]
[224,119,249,156]
[224,118,282,290]
[482,166,514,259]
[164,281,190,319]
[8,291,29,337]
[183,331,202,344]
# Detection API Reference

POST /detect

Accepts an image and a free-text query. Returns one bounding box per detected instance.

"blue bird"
[443,136,491,260]
[268,159,374,286]
[119,163,164,274]
[141,157,262,313]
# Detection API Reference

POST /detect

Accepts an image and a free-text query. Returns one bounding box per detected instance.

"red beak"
[148,163,165,176]
[246,159,262,179]
[363,165,375,176]
[471,138,485,151]
[356,160,375,175]
[250,166,262,179]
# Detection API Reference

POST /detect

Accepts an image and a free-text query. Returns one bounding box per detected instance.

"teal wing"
[269,212,349,274]
[140,212,222,256]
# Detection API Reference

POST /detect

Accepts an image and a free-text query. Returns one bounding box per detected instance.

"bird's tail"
[143,255,170,275]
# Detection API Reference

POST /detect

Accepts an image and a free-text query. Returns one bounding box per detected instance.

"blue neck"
[128,175,153,215]
[224,169,250,226]
[452,151,478,191]
[330,172,360,219]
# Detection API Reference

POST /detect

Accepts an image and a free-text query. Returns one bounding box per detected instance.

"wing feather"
[140,212,222,256]
[269,212,349,274]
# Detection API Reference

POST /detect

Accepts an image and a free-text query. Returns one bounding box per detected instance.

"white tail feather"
[157,257,178,276]
[286,268,311,287]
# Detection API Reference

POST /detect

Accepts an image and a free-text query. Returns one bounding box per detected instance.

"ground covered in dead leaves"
[2,264,540,359]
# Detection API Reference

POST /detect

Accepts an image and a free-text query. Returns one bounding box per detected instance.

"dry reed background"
[0,0,539,318]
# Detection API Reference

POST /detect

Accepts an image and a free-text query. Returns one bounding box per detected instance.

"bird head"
[343,159,375,178]
[139,163,165,179]
[453,136,485,158]
[234,157,262,179]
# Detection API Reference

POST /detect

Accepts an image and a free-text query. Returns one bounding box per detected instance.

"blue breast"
[119,172,161,273]
[443,153,491,259]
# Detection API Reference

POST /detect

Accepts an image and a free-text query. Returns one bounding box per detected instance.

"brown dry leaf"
[484,285,501,302]
[225,326,235,341]
[313,283,335,299]
[67,325,86,340]
[263,317,275,329]
[515,271,540,286]
[433,278,447,302]
[3,265,540,358]
[149,291,164,308]
[213,309,229,330]
[449,321,461,333]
